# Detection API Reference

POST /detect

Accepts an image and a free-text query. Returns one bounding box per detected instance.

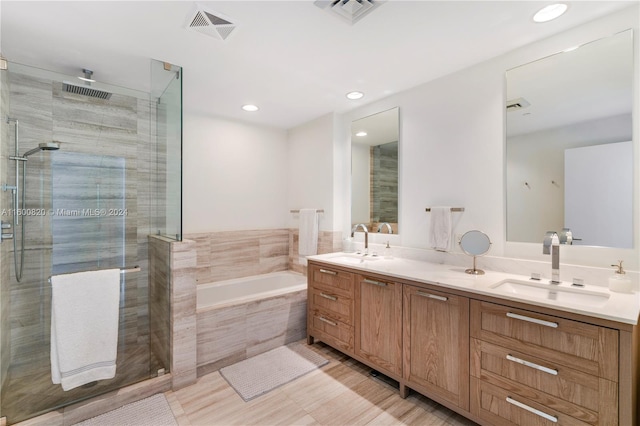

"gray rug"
[220,342,329,401]
[74,393,178,426]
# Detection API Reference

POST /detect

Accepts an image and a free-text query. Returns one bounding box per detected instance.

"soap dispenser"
[609,261,632,293]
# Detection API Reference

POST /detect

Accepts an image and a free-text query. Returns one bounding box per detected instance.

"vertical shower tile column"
[148,235,196,391]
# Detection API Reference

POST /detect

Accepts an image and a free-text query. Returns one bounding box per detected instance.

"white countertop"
[307,252,640,325]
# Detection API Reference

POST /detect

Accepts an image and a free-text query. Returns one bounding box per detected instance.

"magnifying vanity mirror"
[351,107,399,234]
[505,29,633,249]
[459,230,491,275]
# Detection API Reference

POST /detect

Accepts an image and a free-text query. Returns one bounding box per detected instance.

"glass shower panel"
[150,60,182,241]
[0,61,178,424]
[51,152,126,274]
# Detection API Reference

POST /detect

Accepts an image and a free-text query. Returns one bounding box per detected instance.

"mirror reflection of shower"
[3,116,60,282]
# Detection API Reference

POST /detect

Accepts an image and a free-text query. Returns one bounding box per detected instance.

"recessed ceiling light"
[242,104,259,112]
[533,4,568,23]
[355,131,367,137]
[346,91,364,100]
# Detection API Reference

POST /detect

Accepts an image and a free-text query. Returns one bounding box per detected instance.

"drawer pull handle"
[506,397,558,423]
[320,293,338,301]
[317,316,337,327]
[506,312,558,328]
[506,354,558,376]
[417,291,448,302]
[319,269,337,275]
[363,278,387,287]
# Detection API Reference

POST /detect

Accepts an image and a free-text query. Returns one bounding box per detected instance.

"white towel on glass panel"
[429,206,452,251]
[298,209,319,265]
[50,268,120,391]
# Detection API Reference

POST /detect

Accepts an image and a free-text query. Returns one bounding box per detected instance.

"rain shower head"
[22,142,60,157]
[62,81,112,100]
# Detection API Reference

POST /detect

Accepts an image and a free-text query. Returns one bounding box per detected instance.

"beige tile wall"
[148,236,197,391]
[186,229,343,283]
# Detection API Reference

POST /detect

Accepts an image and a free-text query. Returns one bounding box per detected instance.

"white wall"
[286,113,336,232]
[182,113,288,233]
[338,6,639,269]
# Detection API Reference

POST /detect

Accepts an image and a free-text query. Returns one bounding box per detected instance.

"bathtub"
[197,271,307,310]
[196,271,308,376]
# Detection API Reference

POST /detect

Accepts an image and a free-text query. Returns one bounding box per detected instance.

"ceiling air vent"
[506,97,531,111]
[185,6,236,40]
[314,0,384,25]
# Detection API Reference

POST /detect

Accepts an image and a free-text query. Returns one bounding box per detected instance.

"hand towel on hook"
[429,206,452,251]
[50,268,120,391]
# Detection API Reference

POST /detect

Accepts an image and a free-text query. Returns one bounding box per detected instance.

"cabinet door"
[355,274,403,377]
[403,285,469,410]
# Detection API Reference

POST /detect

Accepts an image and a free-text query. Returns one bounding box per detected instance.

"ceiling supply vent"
[62,82,112,100]
[314,0,384,25]
[185,6,236,41]
[506,97,531,111]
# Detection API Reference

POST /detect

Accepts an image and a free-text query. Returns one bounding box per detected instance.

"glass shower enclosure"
[0,58,182,424]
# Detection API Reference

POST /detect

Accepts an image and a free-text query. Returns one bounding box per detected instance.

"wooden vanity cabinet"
[470,300,619,426]
[403,284,470,410]
[354,273,403,377]
[307,260,637,426]
[307,263,355,353]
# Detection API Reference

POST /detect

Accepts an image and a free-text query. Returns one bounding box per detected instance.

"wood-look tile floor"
[165,342,478,426]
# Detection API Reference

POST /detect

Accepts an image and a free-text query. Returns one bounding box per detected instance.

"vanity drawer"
[310,309,354,353]
[471,338,617,424]
[309,264,355,297]
[471,377,595,426]
[470,300,618,381]
[309,287,354,325]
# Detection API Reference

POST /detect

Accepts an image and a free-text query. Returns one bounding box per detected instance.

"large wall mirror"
[351,107,399,234]
[505,29,633,248]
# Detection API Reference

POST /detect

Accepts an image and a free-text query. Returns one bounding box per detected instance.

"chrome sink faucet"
[351,224,369,254]
[543,231,561,284]
[377,222,393,234]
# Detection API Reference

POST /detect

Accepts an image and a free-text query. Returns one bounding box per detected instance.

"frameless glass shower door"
[0,60,181,424]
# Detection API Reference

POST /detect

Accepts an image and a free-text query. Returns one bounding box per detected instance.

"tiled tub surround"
[196,271,307,377]
[0,70,165,424]
[186,228,342,281]
[148,236,197,391]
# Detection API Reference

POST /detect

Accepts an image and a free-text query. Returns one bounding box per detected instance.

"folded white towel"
[51,268,121,391]
[429,206,452,251]
[298,208,319,258]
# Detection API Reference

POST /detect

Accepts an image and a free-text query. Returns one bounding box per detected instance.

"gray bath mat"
[74,393,178,426]
[220,342,329,401]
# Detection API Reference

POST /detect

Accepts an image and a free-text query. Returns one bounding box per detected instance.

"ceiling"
[1,1,636,130]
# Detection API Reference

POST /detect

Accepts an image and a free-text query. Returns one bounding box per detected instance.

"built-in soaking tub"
[196,271,308,376]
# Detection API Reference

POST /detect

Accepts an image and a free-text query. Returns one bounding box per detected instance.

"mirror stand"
[465,256,484,275]
[459,230,492,275]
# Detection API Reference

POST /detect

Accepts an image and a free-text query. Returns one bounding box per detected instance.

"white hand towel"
[429,206,452,251]
[51,268,121,391]
[298,209,319,263]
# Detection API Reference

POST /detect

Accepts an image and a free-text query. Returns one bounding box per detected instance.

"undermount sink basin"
[491,279,610,308]
[328,254,381,264]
